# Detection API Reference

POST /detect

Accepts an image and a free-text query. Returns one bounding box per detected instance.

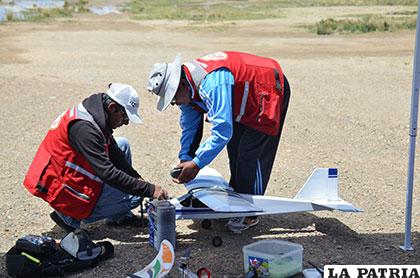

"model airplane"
[170,167,362,221]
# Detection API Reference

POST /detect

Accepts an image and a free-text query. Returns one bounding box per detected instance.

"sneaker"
[50,211,76,233]
[226,216,259,233]
[106,214,149,228]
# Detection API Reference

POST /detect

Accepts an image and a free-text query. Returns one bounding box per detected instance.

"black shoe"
[106,214,149,228]
[50,211,76,233]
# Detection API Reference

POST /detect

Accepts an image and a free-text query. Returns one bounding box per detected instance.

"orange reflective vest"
[23,104,108,220]
[184,51,285,136]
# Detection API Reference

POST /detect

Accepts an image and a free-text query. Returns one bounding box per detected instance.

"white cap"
[147,53,182,111]
[106,83,142,124]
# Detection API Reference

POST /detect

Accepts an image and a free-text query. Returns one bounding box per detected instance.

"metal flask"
[148,199,176,251]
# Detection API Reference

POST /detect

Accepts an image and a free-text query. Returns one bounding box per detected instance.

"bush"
[6,12,13,21]
[312,14,416,35]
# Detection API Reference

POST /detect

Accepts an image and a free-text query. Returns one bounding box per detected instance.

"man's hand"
[152,185,169,200]
[173,161,200,184]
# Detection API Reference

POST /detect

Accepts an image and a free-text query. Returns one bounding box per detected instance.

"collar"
[182,66,197,99]
[82,93,113,138]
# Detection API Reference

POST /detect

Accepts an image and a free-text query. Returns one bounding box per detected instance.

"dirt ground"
[1,4,420,277]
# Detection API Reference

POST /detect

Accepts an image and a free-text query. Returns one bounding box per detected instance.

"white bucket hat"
[106,83,142,124]
[147,53,182,111]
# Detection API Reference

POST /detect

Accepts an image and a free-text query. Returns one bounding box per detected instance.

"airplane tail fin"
[294,168,362,212]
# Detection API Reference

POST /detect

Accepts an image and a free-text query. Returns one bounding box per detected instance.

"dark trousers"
[227,75,290,195]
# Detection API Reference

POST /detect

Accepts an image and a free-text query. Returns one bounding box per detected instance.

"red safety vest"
[23,104,108,220]
[184,51,285,136]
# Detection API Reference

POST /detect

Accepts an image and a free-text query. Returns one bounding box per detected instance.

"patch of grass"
[311,14,416,35]
[74,0,88,13]
[20,7,73,22]
[43,7,72,17]
[126,0,417,21]
[6,11,13,21]
[188,21,237,32]
[387,10,417,15]
[296,0,416,5]
[128,0,285,21]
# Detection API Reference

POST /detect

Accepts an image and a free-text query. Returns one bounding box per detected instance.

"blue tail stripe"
[328,168,338,176]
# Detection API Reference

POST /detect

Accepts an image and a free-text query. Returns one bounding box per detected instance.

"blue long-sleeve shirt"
[178,68,234,168]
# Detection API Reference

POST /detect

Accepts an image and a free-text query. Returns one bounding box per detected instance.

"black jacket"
[67,93,155,197]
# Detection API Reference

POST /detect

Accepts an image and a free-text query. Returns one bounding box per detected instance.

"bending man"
[147,51,290,232]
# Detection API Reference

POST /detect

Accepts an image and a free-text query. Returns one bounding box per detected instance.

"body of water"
[0,0,121,21]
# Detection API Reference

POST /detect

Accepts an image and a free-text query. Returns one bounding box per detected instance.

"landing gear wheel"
[201,219,212,230]
[212,236,223,247]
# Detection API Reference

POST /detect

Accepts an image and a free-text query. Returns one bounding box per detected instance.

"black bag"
[6,230,114,277]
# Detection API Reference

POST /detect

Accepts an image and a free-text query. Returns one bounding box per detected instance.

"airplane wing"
[191,188,263,212]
